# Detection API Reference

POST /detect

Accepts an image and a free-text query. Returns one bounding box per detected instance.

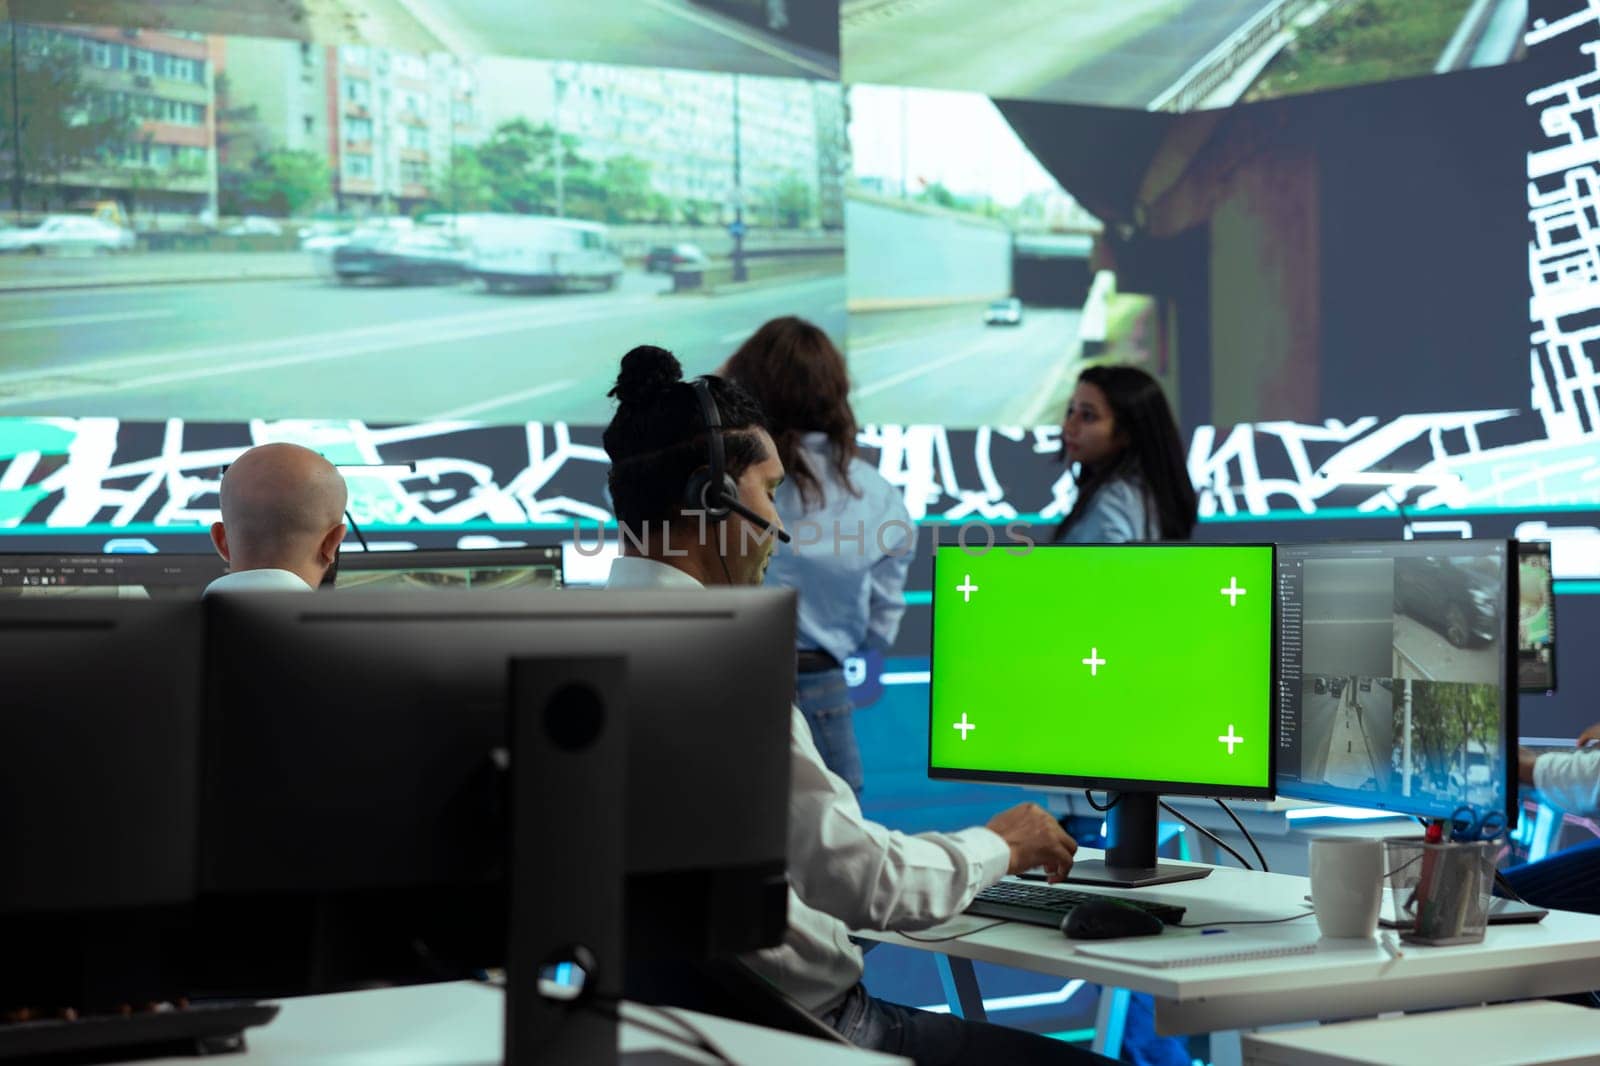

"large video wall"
[0,0,1595,736]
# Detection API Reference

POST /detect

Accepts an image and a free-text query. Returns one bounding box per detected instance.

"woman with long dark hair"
[1054,364,1198,543]
[723,316,912,796]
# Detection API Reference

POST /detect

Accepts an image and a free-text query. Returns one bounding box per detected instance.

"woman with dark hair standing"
[1054,364,1198,544]
[1055,365,1200,1066]
[724,316,912,796]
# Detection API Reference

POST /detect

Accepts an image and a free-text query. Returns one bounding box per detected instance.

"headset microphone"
[684,378,792,544]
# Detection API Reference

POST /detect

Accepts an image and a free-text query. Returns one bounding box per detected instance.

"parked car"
[983,297,1023,326]
[1395,555,1500,647]
[468,215,624,293]
[223,216,284,236]
[645,243,708,273]
[0,215,135,254]
[332,231,468,285]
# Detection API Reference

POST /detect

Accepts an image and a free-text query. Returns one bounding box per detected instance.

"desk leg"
[934,954,987,1023]
[1210,1029,1242,1066]
[1091,987,1130,1058]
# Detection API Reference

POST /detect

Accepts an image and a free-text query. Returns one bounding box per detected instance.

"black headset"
[682,377,791,544]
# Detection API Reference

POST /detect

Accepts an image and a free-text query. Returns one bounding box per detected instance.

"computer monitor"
[1517,540,1557,695]
[2,589,794,1065]
[0,553,224,598]
[929,542,1277,887]
[201,585,793,1048]
[0,599,203,1010]
[1274,539,1517,825]
[334,547,563,591]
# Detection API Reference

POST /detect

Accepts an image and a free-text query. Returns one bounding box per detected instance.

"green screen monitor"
[929,542,1277,887]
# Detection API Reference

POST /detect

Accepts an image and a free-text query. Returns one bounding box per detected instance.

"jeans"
[824,983,1117,1066]
[797,666,864,795]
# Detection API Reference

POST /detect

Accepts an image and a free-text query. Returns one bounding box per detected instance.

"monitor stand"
[1065,793,1211,888]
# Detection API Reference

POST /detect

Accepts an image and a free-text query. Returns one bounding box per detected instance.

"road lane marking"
[431,380,579,421]
[0,294,662,403]
[850,330,1020,399]
[0,309,177,332]
[0,301,659,406]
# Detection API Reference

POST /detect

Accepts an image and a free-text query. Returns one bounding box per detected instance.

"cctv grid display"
[1274,539,1516,823]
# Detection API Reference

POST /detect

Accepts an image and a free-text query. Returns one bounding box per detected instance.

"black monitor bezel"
[1515,540,1557,696]
[926,539,1279,800]
[1273,537,1519,828]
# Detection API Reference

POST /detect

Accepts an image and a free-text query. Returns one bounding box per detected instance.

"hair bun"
[610,345,683,406]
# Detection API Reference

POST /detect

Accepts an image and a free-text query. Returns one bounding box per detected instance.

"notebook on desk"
[1072,929,1320,969]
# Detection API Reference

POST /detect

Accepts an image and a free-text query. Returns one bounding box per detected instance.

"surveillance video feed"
[335,550,561,591]
[1276,540,1510,820]
[1517,541,1556,693]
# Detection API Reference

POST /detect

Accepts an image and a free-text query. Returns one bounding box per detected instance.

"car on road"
[467,215,624,293]
[223,216,284,236]
[332,230,469,285]
[983,297,1023,326]
[645,243,709,273]
[1395,555,1501,648]
[1313,676,1327,695]
[1329,677,1346,699]
[0,215,135,254]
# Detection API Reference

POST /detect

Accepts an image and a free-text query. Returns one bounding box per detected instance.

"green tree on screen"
[220,149,330,217]
[1407,681,1498,793]
[0,27,138,208]
[768,171,814,228]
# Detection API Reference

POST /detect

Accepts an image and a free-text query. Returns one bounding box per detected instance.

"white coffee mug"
[1308,838,1385,939]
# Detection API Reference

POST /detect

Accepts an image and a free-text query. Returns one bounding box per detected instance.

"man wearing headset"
[601,346,1104,1065]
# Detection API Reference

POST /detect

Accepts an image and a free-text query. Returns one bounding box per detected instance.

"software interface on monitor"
[1275,540,1512,820]
[335,548,562,592]
[0,554,224,598]
[1517,541,1556,694]
[928,543,1276,795]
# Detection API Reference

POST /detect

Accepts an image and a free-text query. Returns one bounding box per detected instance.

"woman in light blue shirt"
[725,317,912,795]
[1054,364,1197,544]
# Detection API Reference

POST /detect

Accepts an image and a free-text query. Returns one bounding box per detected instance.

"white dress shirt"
[605,555,1011,1014]
[204,568,315,595]
[1535,747,1600,816]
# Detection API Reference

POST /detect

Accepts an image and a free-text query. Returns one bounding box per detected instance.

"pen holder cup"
[1384,837,1496,946]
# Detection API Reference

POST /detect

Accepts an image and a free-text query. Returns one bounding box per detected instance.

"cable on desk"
[899,920,1011,944]
[1214,799,1269,873]
[583,997,738,1065]
[1176,910,1316,929]
[1084,789,1120,812]
[1159,800,1254,871]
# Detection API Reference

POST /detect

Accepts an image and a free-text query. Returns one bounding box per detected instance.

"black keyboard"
[0,1000,278,1060]
[967,881,1186,928]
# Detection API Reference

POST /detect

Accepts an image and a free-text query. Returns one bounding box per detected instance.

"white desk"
[1241,1000,1600,1065]
[137,982,910,1065]
[855,848,1600,1036]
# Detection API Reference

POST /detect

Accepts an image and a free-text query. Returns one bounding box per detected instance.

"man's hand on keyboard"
[986,802,1077,883]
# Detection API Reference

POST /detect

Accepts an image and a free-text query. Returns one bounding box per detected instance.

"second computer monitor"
[335,547,562,591]
[930,542,1276,886]
[930,542,1276,796]
[1275,539,1516,824]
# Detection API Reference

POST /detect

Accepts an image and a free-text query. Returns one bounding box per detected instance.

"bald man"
[205,443,347,594]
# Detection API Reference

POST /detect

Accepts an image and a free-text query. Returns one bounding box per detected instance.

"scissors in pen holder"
[1448,805,1507,843]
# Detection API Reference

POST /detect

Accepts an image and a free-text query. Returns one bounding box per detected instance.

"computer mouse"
[1061,898,1165,940]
